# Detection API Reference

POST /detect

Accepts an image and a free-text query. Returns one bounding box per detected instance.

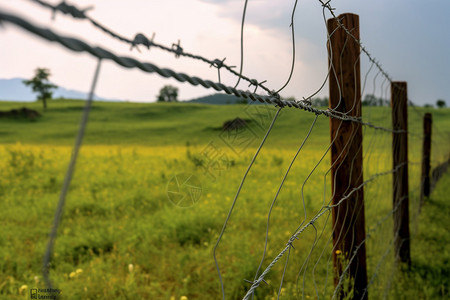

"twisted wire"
[2,2,448,299]
[26,0,274,95]
[0,10,407,136]
[214,108,282,300]
[319,0,393,83]
[242,162,406,299]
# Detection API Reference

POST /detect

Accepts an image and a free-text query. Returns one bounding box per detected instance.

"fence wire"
[0,1,449,300]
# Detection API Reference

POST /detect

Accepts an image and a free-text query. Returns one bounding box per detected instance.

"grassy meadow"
[0,99,449,299]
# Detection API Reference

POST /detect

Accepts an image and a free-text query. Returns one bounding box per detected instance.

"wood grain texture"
[327,13,368,300]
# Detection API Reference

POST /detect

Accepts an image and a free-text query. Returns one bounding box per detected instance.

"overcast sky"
[0,0,449,105]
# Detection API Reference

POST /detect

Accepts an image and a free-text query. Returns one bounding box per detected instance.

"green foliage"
[0,100,449,299]
[157,85,179,102]
[389,173,450,299]
[362,94,389,106]
[311,96,329,107]
[22,68,58,110]
[436,99,446,108]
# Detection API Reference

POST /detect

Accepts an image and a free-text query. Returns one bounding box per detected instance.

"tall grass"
[0,100,449,299]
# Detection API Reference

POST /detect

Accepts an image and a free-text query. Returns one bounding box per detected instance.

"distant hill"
[0,78,122,102]
[186,93,253,105]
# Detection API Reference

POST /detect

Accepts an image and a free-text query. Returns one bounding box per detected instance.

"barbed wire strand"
[0,10,410,136]
[3,3,447,298]
[272,3,403,291]
[26,0,276,96]
[42,58,102,288]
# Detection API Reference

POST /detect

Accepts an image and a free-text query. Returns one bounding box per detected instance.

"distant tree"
[424,104,434,108]
[362,94,389,106]
[23,68,57,110]
[362,94,378,106]
[236,98,248,104]
[157,85,179,102]
[436,99,446,108]
[311,97,329,107]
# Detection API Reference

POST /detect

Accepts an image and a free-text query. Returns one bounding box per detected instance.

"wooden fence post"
[420,113,432,208]
[391,82,411,266]
[327,13,368,300]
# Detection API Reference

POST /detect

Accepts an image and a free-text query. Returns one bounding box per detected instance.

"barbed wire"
[26,0,407,109]
[23,0,414,134]
[0,10,408,137]
[2,2,448,299]
[26,0,275,95]
[319,0,393,83]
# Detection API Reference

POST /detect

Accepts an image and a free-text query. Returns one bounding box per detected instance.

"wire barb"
[4,4,446,299]
[0,10,404,132]
[51,1,93,20]
[26,0,277,97]
[130,32,155,51]
[172,39,183,58]
[244,278,269,286]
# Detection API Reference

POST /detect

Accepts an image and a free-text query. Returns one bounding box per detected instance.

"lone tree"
[23,68,57,110]
[157,85,179,102]
[436,99,446,108]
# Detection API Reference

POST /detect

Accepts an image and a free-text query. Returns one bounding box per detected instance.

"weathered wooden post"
[327,13,368,300]
[391,82,411,266]
[420,113,432,208]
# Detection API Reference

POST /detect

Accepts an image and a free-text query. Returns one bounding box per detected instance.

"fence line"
[0,11,408,137]
[26,0,274,95]
[1,2,449,300]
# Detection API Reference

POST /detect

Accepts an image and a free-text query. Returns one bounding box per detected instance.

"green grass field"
[0,99,449,299]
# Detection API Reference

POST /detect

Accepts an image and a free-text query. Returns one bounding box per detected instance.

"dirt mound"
[222,117,248,131]
[0,107,41,120]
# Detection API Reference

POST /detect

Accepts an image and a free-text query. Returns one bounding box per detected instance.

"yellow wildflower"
[19,285,28,294]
